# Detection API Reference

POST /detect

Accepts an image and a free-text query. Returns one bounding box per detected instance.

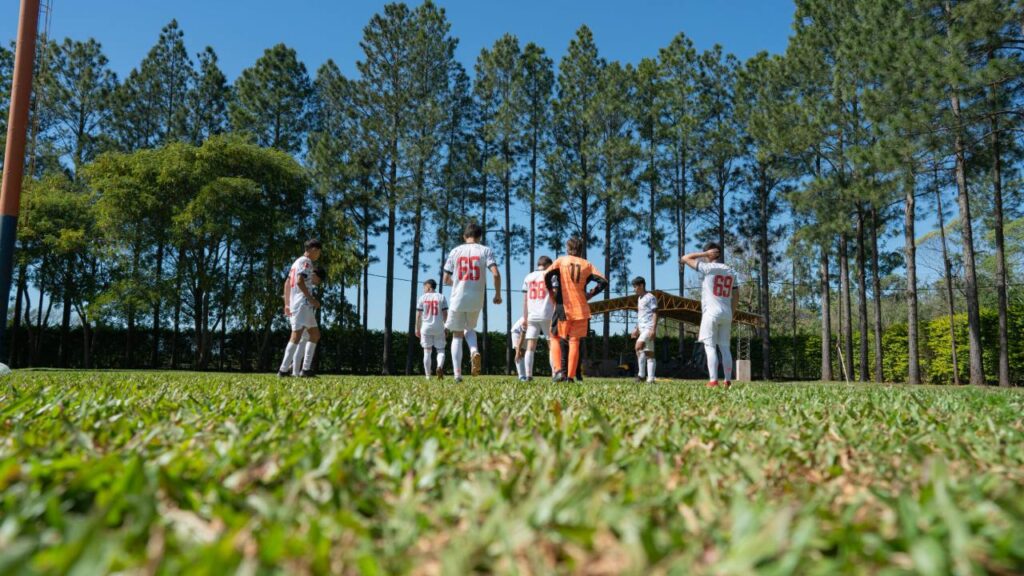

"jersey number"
[457,256,481,281]
[568,263,582,283]
[424,301,439,317]
[713,275,734,298]
[528,281,547,300]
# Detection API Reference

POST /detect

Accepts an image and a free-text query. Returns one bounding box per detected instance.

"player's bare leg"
[450,330,465,382]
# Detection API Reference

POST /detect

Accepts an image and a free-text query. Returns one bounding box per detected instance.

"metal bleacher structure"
[587,290,765,380]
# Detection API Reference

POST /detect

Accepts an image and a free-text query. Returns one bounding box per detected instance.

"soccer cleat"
[519,376,528,382]
[634,376,644,383]
[552,371,566,383]
[299,370,317,378]
[723,380,732,388]
[707,380,718,388]
[526,377,534,382]
[454,375,463,383]
[646,378,656,384]
[436,366,445,380]
[471,352,482,376]
[277,370,292,378]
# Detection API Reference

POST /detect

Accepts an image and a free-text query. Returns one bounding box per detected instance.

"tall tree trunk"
[362,214,370,332]
[406,192,424,376]
[855,206,869,382]
[990,113,1009,387]
[481,166,489,373]
[59,261,73,368]
[904,168,920,385]
[126,307,135,369]
[820,245,833,381]
[382,155,397,376]
[603,208,612,361]
[174,251,185,370]
[839,235,854,381]
[151,240,164,368]
[870,205,884,383]
[504,156,513,375]
[10,264,25,367]
[649,150,657,289]
[220,240,231,371]
[949,90,984,386]
[758,175,771,380]
[935,171,959,385]
[530,131,538,267]
[676,144,687,358]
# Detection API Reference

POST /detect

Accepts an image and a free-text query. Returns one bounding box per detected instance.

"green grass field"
[1,372,1023,575]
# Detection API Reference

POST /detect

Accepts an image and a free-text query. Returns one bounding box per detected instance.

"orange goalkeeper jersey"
[544,255,606,321]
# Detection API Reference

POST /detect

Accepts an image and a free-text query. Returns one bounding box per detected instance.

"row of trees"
[1,0,1021,382]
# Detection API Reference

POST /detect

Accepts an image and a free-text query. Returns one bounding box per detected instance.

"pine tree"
[188,47,230,145]
[230,43,311,153]
[519,42,553,267]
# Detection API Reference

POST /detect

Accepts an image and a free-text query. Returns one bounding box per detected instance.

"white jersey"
[698,261,738,318]
[287,256,315,310]
[637,292,658,333]
[522,270,555,322]
[444,243,497,312]
[417,292,448,336]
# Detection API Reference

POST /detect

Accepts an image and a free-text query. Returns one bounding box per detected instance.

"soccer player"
[510,317,528,380]
[520,256,555,381]
[681,242,740,388]
[292,266,326,376]
[443,222,502,382]
[631,276,658,383]
[544,236,607,382]
[416,279,449,380]
[278,239,322,378]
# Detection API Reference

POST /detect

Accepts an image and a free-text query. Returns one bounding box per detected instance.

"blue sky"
[2,0,797,334]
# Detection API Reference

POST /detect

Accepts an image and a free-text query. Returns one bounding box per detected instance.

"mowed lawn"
[1,372,1023,575]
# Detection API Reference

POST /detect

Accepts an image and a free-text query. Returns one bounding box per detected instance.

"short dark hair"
[463,222,483,240]
[313,266,326,281]
[424,278,437,289]
[305,238,323,251]
[566,236,584,257]
[537,255,553,268]
[632,276,646,287]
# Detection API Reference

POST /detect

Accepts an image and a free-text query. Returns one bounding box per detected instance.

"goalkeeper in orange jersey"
[543,236,608,382]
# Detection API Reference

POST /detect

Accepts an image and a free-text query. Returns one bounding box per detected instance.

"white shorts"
[637,333,655,353]
[698,313,731,346]
[289,304,317,331]
[524,319,549,340]
[420,332,446,350]
[445,309,480,332]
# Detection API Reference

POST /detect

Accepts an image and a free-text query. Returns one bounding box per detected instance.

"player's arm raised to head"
[680,250,710,271]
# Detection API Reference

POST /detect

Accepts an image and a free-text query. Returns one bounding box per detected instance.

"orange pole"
[0,0,41,358]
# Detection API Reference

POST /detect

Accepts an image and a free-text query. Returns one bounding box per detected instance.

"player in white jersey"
[416,279,449,380]
[278,239,323,378]
[630,276,659,383]
[291,266,326,376]
[518,256,555,381]
[510,318,528,380]
[443,222,502,382]
[682,242,740,388]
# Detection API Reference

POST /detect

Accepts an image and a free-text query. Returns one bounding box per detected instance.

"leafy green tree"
[356,2,416,374]
[0,43,11,160]
[188,47,230,145]
[476,33,523,373]
[519,42,553,266]
[230,43,311,153]
[37,39,116,174]
[633,57,669,288]
[545,25,604,255]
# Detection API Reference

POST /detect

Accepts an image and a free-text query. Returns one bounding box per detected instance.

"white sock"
[280,341,298,372]
[524,349,535,377]
[293,342,306,376]
[465,330,478,355]
[436,352,445,374]
[423,349,432,378]
[637,351,646,378]
[516,356,526,378]
[302,342,317,371]
[452,336,464,377]
[719,342,733,381]
[705,342,719,382]
[647,358,656,382]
